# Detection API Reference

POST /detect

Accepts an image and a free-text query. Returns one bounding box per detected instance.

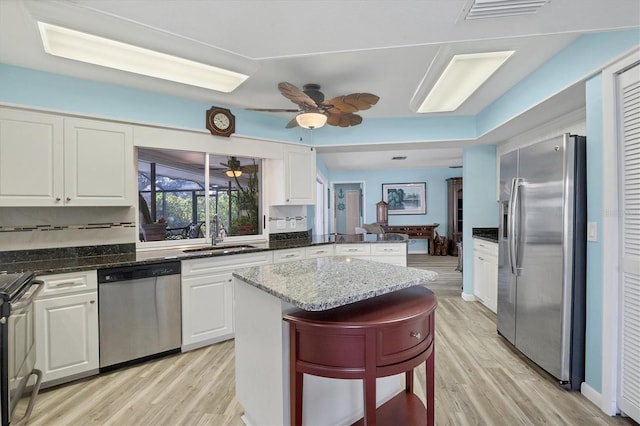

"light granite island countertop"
[232,257,437,426]
[233,256,437,311]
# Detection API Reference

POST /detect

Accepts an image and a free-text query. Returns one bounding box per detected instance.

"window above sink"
[137,147,264,246]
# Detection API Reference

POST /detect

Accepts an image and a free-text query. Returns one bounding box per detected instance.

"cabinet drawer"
[335,244,371,256]
[37,270,97,297]
[377,313,432,366]
[473,239,498,259]
[182,251,273,277]
[273,248,305,263]
[305,245,335,258]
[370,243,406,256]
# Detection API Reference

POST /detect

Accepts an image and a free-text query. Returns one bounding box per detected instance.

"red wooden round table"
[284,286,437,426]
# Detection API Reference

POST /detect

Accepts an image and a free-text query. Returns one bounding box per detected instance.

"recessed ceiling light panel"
[37,22,249,93]
[417,50,514,113]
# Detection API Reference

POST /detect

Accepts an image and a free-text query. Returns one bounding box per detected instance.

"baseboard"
[581,382,603,412]
[461,292,476,301]
[581,382,620,416]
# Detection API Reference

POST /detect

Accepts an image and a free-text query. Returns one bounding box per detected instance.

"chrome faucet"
[212,228,226,246]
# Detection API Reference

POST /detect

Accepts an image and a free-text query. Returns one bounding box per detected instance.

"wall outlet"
[587,222,597,242]
[277,219,286,229]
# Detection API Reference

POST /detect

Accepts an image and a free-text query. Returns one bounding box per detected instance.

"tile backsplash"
[268,205,307,234]
[0,206,136,250]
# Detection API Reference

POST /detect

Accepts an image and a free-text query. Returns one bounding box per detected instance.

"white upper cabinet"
[269,144,316,205]
[0,108,64,206]
[64,118,133,206]
[0,108,134,207]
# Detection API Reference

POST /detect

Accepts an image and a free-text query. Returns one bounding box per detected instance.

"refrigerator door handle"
[508,177,523,276]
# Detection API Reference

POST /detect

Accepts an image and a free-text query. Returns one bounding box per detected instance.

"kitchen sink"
[182,244,257,254]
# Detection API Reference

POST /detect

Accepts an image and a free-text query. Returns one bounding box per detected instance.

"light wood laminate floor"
[17,255,634,425]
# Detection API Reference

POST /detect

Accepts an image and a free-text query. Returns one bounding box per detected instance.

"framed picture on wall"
[382,182,427,215]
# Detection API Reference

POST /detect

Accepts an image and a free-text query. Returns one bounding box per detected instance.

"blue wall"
[330,168,462,252]
[462,145,499,295]
[585,74,604,392]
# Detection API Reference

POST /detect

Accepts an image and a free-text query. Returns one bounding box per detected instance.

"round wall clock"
[206,106,235,137]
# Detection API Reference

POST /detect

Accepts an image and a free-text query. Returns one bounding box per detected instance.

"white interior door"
[618,62,640,423]
[346,190,361,234]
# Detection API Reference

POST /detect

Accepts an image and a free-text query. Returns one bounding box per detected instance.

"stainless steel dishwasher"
[97,262,181,370]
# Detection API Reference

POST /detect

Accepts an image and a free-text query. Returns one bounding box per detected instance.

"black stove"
[0,271,43,426]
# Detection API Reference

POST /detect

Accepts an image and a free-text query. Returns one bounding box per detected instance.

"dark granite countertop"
[0,233,408,275]
[472,227,499,242]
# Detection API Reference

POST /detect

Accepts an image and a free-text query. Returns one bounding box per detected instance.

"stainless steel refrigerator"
[497,133,587,390]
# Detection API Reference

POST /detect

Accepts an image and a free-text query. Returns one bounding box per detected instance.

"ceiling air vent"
[464,0,550,20]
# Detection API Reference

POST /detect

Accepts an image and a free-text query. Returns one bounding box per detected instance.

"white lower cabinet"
[334,244,371,260]
[35,271,99,386]
[272,247,305,263]
[181,251,273,351]
[181,271,234,349]
[335,243,407,266]
[472,239,498,313]
[304,245,335,259]
[370,243,408,266]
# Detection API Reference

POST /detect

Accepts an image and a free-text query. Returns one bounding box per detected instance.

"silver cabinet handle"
[410,331,421,340]
[90,300,95,304]
[55,197,61,202]
[66,197,71,202]
[54,281,77,288]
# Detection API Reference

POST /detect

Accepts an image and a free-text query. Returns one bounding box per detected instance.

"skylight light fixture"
[417,51,514,113]
[37,22,249,93]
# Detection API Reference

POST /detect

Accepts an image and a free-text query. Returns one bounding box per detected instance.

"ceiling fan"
[248,82,379,129]
[212,156,258,177]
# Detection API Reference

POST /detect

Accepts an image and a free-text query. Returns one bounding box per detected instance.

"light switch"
[587,222,597,242]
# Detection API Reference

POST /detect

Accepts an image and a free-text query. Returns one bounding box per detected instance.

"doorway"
[315,174,327,235]
[332,182,364,234]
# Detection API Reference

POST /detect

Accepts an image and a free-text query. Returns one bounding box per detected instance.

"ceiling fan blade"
[285,117,299,128]
[323,93,379,113]
[326,112,363,127]
[278,82,317,109]
[245,107,300,112]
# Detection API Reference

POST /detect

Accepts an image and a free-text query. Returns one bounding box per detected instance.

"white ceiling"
[0,0,638,170]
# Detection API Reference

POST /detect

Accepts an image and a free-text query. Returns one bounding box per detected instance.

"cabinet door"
[64,118,134,206]
[182,271,234,349]
[473,254,486,303]
[35,292,99,383]
[284,146,316,204]
[0,108,64,206]
[473,239,498,313]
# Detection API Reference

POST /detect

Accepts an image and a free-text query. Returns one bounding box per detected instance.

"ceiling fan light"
[226,169,242,177]
[296,112,327,129]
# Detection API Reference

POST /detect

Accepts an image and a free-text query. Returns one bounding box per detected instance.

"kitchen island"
[233,257,437,425]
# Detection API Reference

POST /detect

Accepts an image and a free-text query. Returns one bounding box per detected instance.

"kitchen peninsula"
[233,257,437,425]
